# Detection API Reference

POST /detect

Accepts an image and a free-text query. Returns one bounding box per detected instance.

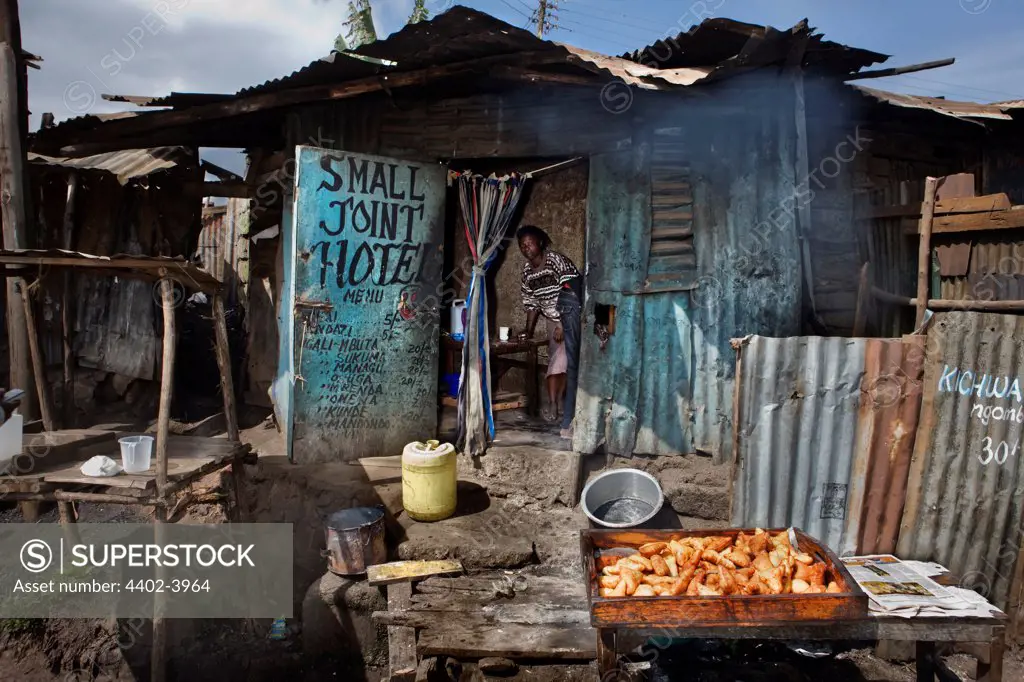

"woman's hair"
[516,224,551,250]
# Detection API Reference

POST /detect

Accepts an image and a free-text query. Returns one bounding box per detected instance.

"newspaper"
[841,555,1003,619]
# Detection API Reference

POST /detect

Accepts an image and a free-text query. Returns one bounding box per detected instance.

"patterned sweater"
[520,250,581,322]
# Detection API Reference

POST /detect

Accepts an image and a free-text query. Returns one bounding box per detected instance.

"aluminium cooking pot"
[322,506,387,575]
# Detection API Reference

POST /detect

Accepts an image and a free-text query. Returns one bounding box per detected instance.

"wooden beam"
[200,159,243,182]
[916,177,938,327]
[0,35,36,420]
[20,279,55,431]
[845,58,955,81]
[872,286,1024,311]
[488,66,600,86]
[212,294,240,441]
[866,194,1012,219]
[853,262,870,337]
[387,583,417,682]
[58,50,569,155]
[904,208,1024,235]
[156,277,176,501]
[61,172,77,428]
[189,181,253,198]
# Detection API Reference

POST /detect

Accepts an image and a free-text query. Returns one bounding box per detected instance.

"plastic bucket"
[118,436,154,473]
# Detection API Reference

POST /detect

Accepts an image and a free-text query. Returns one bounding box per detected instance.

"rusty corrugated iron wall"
[731,334,923,556]
[855,335,925,554]
[687,78,803,463]
[899,311,1024,610]
[197,198,248,306]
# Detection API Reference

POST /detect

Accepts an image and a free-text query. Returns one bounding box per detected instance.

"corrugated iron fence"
[730,335,923,557]
[197,199,249,306]
[731,312,1024,612]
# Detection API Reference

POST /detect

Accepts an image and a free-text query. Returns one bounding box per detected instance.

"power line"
[553,24,640,51]
[558,5,669,36]
[557,16,656,43]
[497,0,533,22]
[899,74,1024,102]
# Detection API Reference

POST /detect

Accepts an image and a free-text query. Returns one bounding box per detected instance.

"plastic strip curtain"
[454,171,527,457]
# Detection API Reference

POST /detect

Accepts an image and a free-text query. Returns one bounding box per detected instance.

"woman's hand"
[553,324,564,343]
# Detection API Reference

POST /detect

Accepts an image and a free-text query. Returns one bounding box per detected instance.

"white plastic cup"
[118,436,154,473]
[499,327,510,342]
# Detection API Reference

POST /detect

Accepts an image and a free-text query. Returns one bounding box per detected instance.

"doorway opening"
[437,156,589,445]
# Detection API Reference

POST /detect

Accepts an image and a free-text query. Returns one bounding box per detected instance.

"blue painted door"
[287,146,446,463]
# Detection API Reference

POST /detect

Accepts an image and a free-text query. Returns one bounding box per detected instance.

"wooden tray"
[581,528,868,628]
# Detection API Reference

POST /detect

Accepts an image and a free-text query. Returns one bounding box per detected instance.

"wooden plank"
[904,208,1024,235]
[416,622,596,660]
[853,262,870,337]
[651,226,693,240]
[20,279,55,431]
[368,560,464,586]
[40,451,234,489]
[652,208,694,221]
[375,605,591,628]
[649,241,694,255]
[212,295,240,442]
[916,177,939,327]
[388,583,417,682]
[867,194,1011,219]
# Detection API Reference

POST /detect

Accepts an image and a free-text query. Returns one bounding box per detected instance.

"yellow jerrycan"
[402,440,457,521]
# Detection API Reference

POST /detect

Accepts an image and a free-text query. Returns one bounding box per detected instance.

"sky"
[19,0,1024,174]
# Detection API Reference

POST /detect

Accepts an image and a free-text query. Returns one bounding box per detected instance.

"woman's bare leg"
[545,375,559,420]
[556,374,567,416]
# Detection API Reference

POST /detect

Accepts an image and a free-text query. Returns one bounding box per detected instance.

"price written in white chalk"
[978,437,1021,466]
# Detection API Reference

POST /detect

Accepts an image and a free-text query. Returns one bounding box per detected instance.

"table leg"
[978,628,1005,682]
[58,500,81,546]
[597,628,617,679]
[916,641,936,682]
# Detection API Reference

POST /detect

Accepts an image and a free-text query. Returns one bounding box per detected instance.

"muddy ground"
[1,410,1020,681]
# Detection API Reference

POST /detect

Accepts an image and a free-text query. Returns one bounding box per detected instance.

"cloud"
[21,0,364,125]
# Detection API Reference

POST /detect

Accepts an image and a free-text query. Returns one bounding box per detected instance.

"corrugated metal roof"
[855,85,1014,121]
[241,10,716,96]
[730,335,867,555]
[623,18,888,75]
[236,51,386,97]
[898,311,1024,610]
[27,147,188,183]
[103,92,233,108]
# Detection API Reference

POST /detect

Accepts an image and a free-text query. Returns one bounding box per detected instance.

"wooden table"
[441,336,544,416]
[1,431,250,510]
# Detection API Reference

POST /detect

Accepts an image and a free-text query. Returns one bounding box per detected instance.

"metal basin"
[322,506,387,575]
[580,468,664,528]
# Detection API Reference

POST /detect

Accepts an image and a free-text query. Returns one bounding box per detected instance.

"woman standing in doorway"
[515,225,583,439]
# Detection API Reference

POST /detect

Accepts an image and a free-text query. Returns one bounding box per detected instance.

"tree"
[334,0,431,52]
[340,0,377,51]
[408,0,429,24]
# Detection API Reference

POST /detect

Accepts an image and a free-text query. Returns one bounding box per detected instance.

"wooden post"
[61,173,77,428]
[0,20,37,418]
[20,279,55,431]
[212,294,239,441]
[977,627,1005,682]
[853,262,871,337]
[916,640,936,682]
[916,177,939,328]
[151,276,176,682]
